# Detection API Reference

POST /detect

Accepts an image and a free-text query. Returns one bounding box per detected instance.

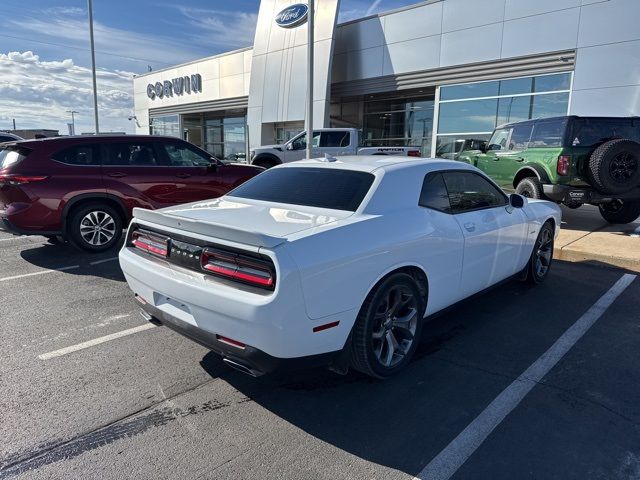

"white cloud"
[0,51,135,134]
[174,7,258,49]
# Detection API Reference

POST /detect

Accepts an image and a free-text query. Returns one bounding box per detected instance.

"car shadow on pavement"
[198,260,629,476]
[18,240,125,281]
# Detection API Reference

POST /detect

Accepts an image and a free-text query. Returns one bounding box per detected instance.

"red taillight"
[131,230,169,257]
[0,174,48,185]
[201,248,275,289]
[557,155,571,176]
[408,150,421,157]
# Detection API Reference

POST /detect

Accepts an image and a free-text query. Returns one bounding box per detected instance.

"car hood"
[133,197,353,248]
[254,144,284,151]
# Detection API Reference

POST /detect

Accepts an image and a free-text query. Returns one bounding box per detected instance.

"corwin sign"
[147,73,202,100]
[275,3,308,28]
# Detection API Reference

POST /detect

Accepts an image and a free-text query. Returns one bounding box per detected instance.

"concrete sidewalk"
[554,204,640,272]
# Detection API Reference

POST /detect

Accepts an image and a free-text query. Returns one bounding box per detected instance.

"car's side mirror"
[286,143,294,151]
[509,193,525,208]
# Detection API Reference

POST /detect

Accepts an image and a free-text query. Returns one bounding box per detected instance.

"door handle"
[106,172,126,178]
[175,173,191,179]
[514,157,525,162]
[463,222,476,232]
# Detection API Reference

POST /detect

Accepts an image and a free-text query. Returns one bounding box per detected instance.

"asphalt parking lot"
[1,227,639,479]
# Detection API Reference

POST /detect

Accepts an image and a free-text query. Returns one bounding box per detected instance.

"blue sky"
[0,0,416,134]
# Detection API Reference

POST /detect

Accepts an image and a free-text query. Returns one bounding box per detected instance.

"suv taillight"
[201,247,275,290]
[557,155,571,176]
[131,230,169,257]
[0,174,48,185]
[408,150,421,157]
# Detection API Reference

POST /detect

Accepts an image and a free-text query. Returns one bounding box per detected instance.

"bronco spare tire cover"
[587,139,640,194]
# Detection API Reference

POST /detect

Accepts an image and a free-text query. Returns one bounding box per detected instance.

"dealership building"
[132,0,640,161]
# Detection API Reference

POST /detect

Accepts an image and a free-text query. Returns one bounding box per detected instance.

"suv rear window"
[228,167,375,212]
[0,146,30,170]
[52,145,100,166]
[530,119,568,148]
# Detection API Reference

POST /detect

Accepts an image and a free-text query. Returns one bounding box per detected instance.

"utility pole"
[88,0,100,133]
[305,0,314,161]
[12,119,16,130]
[66,110,79,135]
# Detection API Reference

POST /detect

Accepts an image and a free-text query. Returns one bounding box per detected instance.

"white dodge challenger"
[119,156,561,378]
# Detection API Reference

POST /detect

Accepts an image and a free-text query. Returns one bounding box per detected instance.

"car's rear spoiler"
[132,207,287,249]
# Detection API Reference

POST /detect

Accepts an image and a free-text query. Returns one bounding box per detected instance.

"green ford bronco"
[457,116,640,224]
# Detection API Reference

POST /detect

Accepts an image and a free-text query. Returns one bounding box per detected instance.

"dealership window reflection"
[150,115,180,138]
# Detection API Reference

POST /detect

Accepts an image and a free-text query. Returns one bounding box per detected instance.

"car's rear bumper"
[137,299,338,376]
[119,245,354,360]
[543,184,640,204]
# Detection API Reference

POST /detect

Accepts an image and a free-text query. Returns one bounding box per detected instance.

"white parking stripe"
[38,323,156,360]
[0,265,80,282]
[0,236,25,242]
[415,273,637,480]
[89,256,119,265]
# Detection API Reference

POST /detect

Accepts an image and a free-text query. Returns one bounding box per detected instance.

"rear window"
[530,119,568,148]
[227,167,375,212]
[0,147,29,170]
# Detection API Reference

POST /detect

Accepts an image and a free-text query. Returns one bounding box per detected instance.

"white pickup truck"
[249,128,421,168]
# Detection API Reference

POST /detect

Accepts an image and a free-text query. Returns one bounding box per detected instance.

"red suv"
[0,135,263,252]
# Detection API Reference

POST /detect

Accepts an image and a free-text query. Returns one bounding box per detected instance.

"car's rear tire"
[350,273,425,379]
[515,177,543,199]
[526,221,554,285]
[68,202,123,252]
[598,199,640,224]
[588,139,640,194]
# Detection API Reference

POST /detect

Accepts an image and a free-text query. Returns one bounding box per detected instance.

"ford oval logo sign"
[275,3,309,28]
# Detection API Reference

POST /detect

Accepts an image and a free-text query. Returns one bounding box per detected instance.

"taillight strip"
[131,230,169,257]
[201,248,275,289]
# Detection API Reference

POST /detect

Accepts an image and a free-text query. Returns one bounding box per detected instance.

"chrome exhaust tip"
[223,358,263,377]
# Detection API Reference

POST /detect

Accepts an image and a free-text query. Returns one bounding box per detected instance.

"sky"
[0,0,417,135]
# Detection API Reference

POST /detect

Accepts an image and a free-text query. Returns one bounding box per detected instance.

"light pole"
[87,0,100,133]
[306,0,314,161]
[66,110,78,135]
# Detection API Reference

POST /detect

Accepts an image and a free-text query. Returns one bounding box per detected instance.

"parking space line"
[0,236,25,242]
[38,323,156,360]
[0,265,80,282]
[89,256,119,265]
[415,273,637,480]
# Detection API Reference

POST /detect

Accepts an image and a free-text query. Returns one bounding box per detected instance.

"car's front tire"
[350,273,425,379]
[526,221,554,285]
[68,202,123,252]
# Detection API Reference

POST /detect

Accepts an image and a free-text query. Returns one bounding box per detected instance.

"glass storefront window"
[436,72,572,157]
[150,115,180,137]
[435,134,491,160]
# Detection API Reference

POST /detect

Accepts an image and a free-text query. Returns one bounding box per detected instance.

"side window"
[52,145,100,166]
[290,132,321,150]
[320,131,350,148]
[487,128,511,151]
[104,143,159,166]
[509,124,533,150]
[530,119,567,147]
[443,171,507,213]
[160,141,212,167]
[419,173,451,213]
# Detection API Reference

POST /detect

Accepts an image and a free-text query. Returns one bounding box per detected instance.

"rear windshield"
[0,147,29,170]
[228,167,375,212]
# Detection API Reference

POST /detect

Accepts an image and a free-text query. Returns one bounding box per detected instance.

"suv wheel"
[252,156,279,169]
[350,273,425,379]
[68,203,123,252]
[588,139,640,194]
[515,177,543,199]
[598,199,640,224]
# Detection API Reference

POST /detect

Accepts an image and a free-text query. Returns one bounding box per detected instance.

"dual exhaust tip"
[222,358,264,377]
